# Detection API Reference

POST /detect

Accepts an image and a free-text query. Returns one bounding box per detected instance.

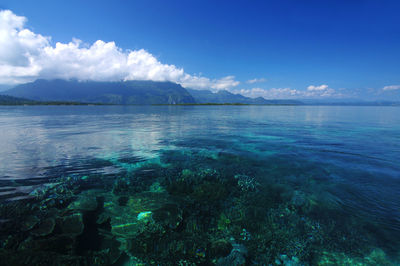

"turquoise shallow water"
[0,105,399,265]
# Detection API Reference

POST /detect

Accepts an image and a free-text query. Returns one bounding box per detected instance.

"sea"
[0,105,399,265]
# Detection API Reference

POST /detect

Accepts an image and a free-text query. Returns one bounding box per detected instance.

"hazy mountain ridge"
[5,79,195,105]
[0,95,37,105]
[4,79,303,105]
[187,89,302,105]
[0,95,105,105]
[3,79,399,105]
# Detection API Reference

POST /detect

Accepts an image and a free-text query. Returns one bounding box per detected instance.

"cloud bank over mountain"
[0,10,239,90]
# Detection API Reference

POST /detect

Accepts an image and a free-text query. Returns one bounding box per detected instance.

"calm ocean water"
[0,105,399,265]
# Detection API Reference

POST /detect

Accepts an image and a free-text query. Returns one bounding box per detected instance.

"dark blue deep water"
[0,106,399,265]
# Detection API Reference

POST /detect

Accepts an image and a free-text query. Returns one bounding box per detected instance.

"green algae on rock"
[21,215,40,232]
[58,212,84,236]
[67,195,98,212]
[106,192,182,239]
[31,218,55,237]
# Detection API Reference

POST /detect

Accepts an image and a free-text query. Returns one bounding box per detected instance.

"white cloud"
[238,84,339,99]
[0,10,239,90]
[239,87,300,99]
[382,85,400,91]
[246,78,267,84]
[179,75,239,91]
[307,84,328,91]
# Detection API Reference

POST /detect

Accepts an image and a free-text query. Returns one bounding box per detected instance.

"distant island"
[1,79,399,106]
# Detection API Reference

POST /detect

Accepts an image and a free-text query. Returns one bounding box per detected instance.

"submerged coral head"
[137,211,152,221]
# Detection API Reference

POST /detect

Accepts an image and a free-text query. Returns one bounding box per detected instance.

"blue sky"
[1,0,399,99]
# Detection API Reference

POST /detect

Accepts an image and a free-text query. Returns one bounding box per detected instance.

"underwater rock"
[117,196,129,206]
[112,175,153,195]
[181,168,195,179]
[289,190,312,212]
[29,183,61,199]
[216,243,247,266]
[317,249,393,266]
[31,218,55,237]
[240,228,251,241]
[122,255,147,265]
[198,168,220,181]
[107,192,179,239]
[149,181,166,193]
[365,248,393,265]
[1,234,20,250]
[217,213,231,231]
[97,237,122,265]
[290,191,307,208]
[209,239,233,259]
[58,212,84,236]
[96,212,111,225]
[18,235,74,253]
[192,181,229,201]
[167,168,223,197]
[68,196,98,211]
[40,198,57,209]
[21,215,40,231]
[103,191,186,262]
[275,254,301,266]
[111,218,156,238]
[234,174,260,192]
[0,218,14,234]
[152,203,183,229]
[46,207,60,218]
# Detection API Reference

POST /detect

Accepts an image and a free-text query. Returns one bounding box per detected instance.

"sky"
[0,0,399,100]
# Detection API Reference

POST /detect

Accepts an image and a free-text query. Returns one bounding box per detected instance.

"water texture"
[0,106,399,265]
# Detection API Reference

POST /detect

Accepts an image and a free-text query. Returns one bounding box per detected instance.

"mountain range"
[4,79,195,105]
[2,79,399,106]
[187,89,302,105]
[2,79,302,105]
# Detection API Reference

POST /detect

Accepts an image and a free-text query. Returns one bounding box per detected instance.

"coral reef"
[0,151,399,265]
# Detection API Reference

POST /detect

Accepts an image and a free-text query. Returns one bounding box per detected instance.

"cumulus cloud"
[382,85,400,91]
[239,87,299,99]
[307,84,328,91]
[0,10,239,90]
[238,84,339,99]
[179,75,239,91]
[246,78,267,84]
